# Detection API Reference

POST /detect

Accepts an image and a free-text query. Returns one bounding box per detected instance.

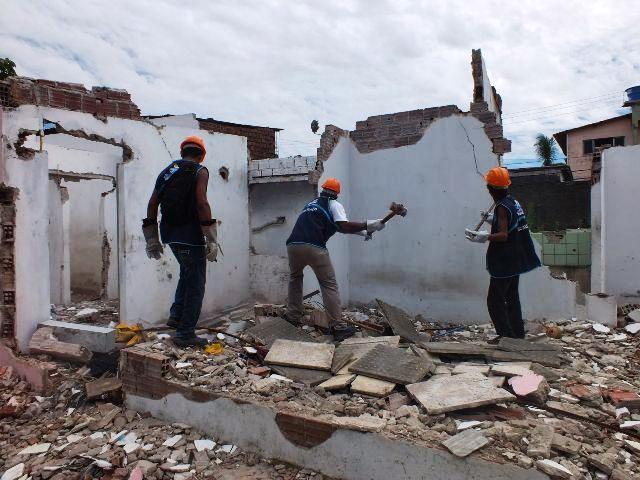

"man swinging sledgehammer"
[284,178,386,341]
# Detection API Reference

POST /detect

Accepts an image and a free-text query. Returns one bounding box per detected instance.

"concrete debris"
[527,424,555,458]
[625,323,640,334]
[536,459,574,478]
[85,376,122,400]
[442,428,490,457]
[508,373,550,404]
[350,375,396,397]
[28,327,92,363]
[41,319,116,353]
[265,339,334,371]
[318,374,357,391]
[627,309,640,323]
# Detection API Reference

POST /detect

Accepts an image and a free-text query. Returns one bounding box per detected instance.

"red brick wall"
[0,77,140,120]
[198,118,278,160]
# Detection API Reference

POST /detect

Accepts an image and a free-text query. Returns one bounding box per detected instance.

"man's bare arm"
[336,220,367,234]
[195,168,212,221]
[488,206,508,242]
[147,191,160,220]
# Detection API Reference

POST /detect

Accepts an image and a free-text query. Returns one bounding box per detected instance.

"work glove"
[465,229,490,243]
[355,230,372,241]
[202,223,221,262]
[142,219,163,260]
[366,219,386,234]
[480,210,494,224]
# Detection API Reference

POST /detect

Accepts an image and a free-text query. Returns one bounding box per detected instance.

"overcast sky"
[1,0,638,163]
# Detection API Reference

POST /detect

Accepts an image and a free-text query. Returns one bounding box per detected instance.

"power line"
[503,101,624,126]
[502,94,621,120]
[502,91,621,118]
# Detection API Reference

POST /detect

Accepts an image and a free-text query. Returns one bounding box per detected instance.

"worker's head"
[321,178,341,198]
[484,167,510,199]
[180,135,207,163]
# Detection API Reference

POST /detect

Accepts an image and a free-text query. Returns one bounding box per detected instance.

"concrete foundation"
[121,349,548,480]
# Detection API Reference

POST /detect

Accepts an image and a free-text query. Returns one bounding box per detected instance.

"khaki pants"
[286,244,341,326]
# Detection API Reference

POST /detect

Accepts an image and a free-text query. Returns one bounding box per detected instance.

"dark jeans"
[169,244,206,338]
[487,275,524,339]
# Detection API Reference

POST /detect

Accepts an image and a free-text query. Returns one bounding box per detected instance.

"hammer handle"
[474,201,497,231]
[381,211,397,224]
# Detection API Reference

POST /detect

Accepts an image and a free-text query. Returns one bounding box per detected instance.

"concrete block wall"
[0,77,140,120]
[248,155,316,184]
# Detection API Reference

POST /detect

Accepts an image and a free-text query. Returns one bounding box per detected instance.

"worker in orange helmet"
[465,167,541,344]
[142,135,221,348]
[285,177,386,341]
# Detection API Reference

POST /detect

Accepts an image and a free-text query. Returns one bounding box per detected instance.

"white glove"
[142,220,163,260]
[366,219,386,234]
[480,210,494,224]
[202,223,220,262]
[465,229,489,243]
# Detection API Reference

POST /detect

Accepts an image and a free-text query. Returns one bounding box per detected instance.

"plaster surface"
[126,392,548,480]
[321,115,576,324]
[594,145,640,301]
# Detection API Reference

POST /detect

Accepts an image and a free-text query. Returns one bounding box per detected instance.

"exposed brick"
[484,123,504,139]
[198,118,278,161]
[28,327,92,364]
[492,138,512,155]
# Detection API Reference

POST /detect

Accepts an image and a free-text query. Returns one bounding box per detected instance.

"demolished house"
[0,50,639,480]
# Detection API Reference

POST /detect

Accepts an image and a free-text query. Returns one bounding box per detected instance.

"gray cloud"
[1,0,638,160]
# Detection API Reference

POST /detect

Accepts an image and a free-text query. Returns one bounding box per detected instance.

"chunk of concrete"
[350,375,395,397]
[452,364,490,376]
[330,414,386,433]
[442,429,489,457]
[318,374,356,391]
[527,425,555,459]
[265,340,334,371]
[85,377,122,400]
[587,453,615,474]
[406,373,515,414]
[536,459,573,479]
[509,373,550,404]
[627,309,640,323]
[28,327,92,363]
[552,434,581,455]
[490,363,533,378]
[42,319,116,353]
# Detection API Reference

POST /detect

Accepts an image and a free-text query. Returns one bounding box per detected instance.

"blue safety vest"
[154,159,206,246]
[486,195,541,278]
[286,196,338,250]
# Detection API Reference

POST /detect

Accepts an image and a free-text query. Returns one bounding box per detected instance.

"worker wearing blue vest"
[143,136,220,348]
[465,167,541,343]
[286,178,386,341]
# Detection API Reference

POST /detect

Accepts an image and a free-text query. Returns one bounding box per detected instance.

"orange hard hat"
[321,177,341,194]
[484,167,511,188]
[180,135,207,162]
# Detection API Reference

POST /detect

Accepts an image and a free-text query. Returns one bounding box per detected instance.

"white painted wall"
[65,178,114,297]
[48,180,71,304]
[594,145,640,301]
[0,107,51,351]
[590,182,603,292]
[249,181,318,303]
[321,115,575,323]
[3,107,250,332]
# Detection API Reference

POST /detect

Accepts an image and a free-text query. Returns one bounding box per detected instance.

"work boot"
[332,324,356,342]
[282,313,302,327]
[173,335,208,348]
[166,317,179,329]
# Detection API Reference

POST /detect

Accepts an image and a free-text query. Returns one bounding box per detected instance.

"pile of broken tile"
[0,360,329,480]
[133,302,640,479]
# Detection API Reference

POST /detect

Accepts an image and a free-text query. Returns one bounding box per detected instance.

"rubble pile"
[0,360,327,479]
[51,300,119,327]
[131,303,640,479]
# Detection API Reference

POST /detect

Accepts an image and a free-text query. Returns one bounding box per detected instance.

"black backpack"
[158,162,199,226]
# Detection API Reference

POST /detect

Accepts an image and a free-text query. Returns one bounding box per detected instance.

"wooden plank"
[245,317,316,348]
[498,337,561,353]
[265,340,334,371]
[349,344,433,385]
[376,300,431,344]
[350,375,395,397]
[406,373,516,414]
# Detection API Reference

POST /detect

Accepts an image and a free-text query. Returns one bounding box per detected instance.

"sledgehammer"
[366,202,408,240]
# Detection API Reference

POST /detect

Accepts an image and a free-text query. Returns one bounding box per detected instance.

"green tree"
[534,133,558,166]
[0,58,16,80]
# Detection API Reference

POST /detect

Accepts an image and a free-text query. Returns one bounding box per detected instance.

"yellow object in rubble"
[204,343,224,355]
[116,323,143,344]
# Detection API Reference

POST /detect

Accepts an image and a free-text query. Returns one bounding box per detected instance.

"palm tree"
[534,134,558,166]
